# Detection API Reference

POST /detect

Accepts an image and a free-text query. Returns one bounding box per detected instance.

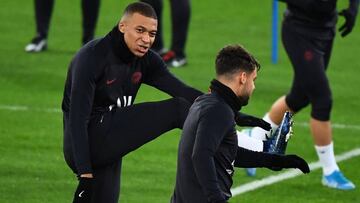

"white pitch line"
[297,121,360,131]
[0,104,61,113]
[0,105,29,111]
[2,104,360,131]
[231,147,360,196]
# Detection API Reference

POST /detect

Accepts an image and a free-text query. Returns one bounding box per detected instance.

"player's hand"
[270,154,310,174]
[235,112,271,131]
[73,177,93,203]
[339,8,357,37]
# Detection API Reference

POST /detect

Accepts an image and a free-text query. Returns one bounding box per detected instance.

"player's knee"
[285,95,308,113]
[311,97,333,121]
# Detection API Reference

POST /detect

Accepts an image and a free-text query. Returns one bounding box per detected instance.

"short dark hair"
[123,2,157,19]
[215,44,260,76]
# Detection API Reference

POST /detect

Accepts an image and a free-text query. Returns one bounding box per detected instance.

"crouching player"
[171,45,310,203]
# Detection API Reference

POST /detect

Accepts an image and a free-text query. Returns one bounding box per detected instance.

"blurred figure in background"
[239,0,358,190]
[141,0,190,67]
[25,0,100,52]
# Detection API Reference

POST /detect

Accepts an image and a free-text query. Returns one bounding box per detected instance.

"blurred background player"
[239,0,358,190]
[25,0,100,52]
[141,0,190,67]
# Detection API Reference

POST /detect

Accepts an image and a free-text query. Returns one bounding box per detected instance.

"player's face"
[238,69,257,106]
[119,13,157,57]
[244,69,257,96]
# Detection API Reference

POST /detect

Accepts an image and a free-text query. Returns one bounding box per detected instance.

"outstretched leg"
[90,97,190,167]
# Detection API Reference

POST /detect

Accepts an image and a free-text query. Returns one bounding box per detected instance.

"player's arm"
[235,112,271,131]
[144,53,203,103]
[191,106,233,203]
[234,147,310,174]
[68,51,99,176]
[68,51,102,202]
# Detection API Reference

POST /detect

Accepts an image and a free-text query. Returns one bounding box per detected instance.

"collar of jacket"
[108,26,135,63]
[210,79,243,112]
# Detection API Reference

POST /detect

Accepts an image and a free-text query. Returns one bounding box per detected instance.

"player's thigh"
[92,98,190,166]
[281,25,312,110]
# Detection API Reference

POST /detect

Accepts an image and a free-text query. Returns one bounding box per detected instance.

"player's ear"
[118,22,125,33]
[239,71,247,84]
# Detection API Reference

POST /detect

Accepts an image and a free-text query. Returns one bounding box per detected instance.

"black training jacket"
[171,80,284,203]
[171,92,237,203]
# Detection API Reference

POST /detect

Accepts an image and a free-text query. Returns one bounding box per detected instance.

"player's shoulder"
[74,37,111,61]
[69,37,110,73]
[142,49,166,66]
[195,93,234,117]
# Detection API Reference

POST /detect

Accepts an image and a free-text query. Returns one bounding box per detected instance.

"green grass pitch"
[0,0,359,202]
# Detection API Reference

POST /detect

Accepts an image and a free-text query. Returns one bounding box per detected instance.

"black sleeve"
[350,0,360,13]
[68,50,100,174]
[234,147,276,168]
[191,106,233,203]
[144,53,203,103]
[235,147,311,174]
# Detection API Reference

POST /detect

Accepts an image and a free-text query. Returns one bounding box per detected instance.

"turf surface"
[0,0,359,202]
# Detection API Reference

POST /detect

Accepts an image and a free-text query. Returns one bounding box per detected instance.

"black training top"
[62,26,202,175]
[280,0,338,39]
[172,92,237,202]
[171,80,279,203]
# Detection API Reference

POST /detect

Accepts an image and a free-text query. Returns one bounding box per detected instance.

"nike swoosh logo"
[79,190,85,197]
[106,78,117,85]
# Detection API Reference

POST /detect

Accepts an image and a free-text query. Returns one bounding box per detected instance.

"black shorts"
[282,21,334,121]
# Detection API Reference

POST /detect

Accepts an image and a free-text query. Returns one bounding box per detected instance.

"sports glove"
[73,177,93,203]
[269,154,310,174]
[235,112,271,131]
[339,0,359,37]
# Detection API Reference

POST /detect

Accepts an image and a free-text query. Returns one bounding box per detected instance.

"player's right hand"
[270,154,310,174]
[283,154,310,174]
[73,177,93,203]
[339,8,357,37]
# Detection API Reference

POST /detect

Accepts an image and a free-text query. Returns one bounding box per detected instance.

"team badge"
[304,50,314,61]
[131,71,142,84]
